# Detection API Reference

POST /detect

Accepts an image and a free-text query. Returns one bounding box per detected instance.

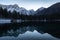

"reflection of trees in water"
[0,22,60,38]
[0,24,36,37]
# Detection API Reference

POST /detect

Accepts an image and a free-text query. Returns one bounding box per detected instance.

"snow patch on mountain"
[0,4,35,15]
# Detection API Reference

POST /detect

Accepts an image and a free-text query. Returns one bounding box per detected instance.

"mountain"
[0,4,35,15]
[35,2,60,19]
[37,7,45,11]
[36,2,60,15]
[45,2,60,15]
[0,2,60,19]
[28,9,35,15]
[35,7,46,15]
[44,2,60,19]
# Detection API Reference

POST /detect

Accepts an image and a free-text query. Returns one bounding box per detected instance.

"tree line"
[0,7,60,20]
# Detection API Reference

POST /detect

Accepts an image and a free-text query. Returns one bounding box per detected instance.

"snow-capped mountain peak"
[37,7,45,11]
[0,4,35,15]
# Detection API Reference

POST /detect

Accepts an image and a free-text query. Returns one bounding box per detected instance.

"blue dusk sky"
[0,0,60,10]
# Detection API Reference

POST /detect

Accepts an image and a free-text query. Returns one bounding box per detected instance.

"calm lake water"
[0,20,60,40]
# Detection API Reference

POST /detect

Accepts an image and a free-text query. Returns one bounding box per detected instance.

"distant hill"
[35,2,60,19]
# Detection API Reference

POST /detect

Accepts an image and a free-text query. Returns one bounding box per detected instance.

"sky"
[0,0,60,10]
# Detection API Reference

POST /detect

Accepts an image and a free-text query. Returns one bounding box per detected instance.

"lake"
[0,21,60,40]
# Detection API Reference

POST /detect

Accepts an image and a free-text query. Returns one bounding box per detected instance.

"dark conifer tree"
[0,7,3,17]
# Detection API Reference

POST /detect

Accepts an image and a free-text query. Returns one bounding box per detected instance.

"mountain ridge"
[0,4,35,15]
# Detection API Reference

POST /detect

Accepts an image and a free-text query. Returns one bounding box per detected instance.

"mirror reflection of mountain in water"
[0,30,59,40]
[0,22,60,39]
[18,30,59,40]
